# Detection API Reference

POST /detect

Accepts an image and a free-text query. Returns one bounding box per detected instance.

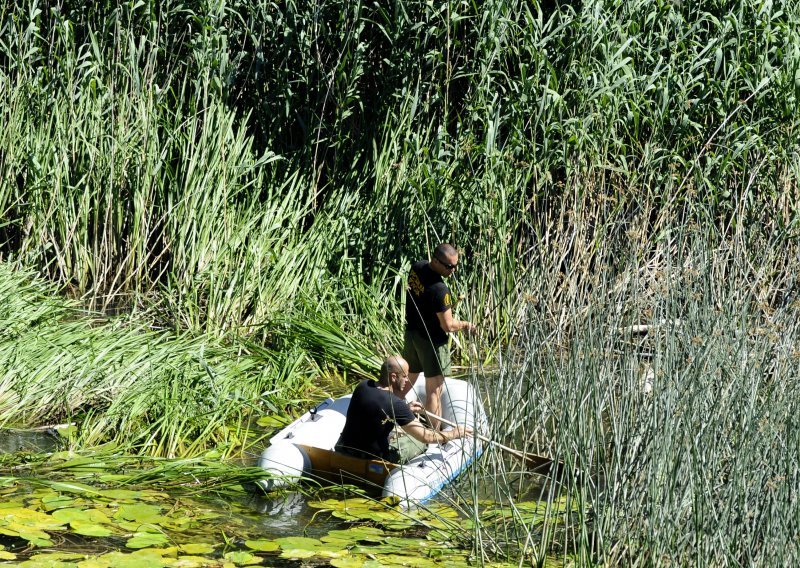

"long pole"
[425,411,564,476]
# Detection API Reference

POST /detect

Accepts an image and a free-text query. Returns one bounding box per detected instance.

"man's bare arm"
[436,309,476,334]
[401,420,472,444]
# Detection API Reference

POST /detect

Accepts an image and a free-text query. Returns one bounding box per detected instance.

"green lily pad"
[0,507,66,532]
[71,521,114,537]
[223,550,263,565]
[52,507,113,525]
[81,549,167,568]
[177,543,216,555]
[0,550,15,560]
[244,539,279,552]
[275,536,324,549]
[322,526,386,544]
[330,557,371,568]
[115,503,164,525]
[41,493,78,511]
[165,556,211,567]
[20,551,86,565]
[274,536,349,560]
[126,532,169,549]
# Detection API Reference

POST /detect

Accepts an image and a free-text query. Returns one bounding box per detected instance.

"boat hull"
[256,377,485,507]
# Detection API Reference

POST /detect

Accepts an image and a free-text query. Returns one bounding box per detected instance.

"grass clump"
[0,262,310,457]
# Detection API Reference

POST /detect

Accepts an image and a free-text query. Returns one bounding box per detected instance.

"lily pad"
[275,536,348,560]
[177,543,216,555]
[80,549,167,568]
[0,507,66,544]
[126,531,170,549]
[52,507,113,525]
[222,550,263,565]
[244,539,279,552]
[41,493,79,511]
[165,556,213,567]
[71,521,114,537]
[330,558,371,568]
[322,526,386,544]
[115,503,164,525]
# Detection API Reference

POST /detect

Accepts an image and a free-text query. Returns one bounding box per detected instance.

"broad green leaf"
[52,507,112,525]
[244,539,279,552]
[274,535,348,559]
[222,550,262,565]
[177,543,216,554]
[165,556,210,567]
[114,504,163,524]
[81,549,167,568]
[330,557,371,568]
[322,526,385,544]
[126,532,169,549]
[71,521,114,537]
[0,507,65,531]
[274,536,323,549]
[41,493,78,511]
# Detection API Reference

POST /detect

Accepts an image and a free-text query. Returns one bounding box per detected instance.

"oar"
[425,411,565,477]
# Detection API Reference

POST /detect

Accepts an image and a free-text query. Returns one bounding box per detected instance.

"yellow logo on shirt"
[409,271,424,297]
[444,292,452,307]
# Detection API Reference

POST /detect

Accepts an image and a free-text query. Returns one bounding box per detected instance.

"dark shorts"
[403,328,451,377]
[335,432,426,464]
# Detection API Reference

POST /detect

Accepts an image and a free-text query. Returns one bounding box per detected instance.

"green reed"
[1,0,800,564]
[0,262,311,457]
[472,218,800,564]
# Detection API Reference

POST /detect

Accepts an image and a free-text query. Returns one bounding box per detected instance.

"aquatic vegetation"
[0,262,311,456]
[1,0,800,565]
[0,471,526,567]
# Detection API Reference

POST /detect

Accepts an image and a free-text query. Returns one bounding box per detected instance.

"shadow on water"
[0,428,61,454]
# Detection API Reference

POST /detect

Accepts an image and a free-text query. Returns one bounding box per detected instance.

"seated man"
[335,355,472,463]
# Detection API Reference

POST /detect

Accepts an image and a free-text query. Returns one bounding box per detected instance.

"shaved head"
[434,243,457,259]
[379,355,408,387]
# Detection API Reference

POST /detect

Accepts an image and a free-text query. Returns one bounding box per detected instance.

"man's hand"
[449,425,474,441]
[408,401,425,414]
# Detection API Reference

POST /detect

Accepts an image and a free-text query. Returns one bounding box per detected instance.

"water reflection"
[239,491,342,538]
[0,429,61,454]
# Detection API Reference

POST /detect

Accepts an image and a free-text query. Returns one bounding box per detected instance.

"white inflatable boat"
[254,377,486,507]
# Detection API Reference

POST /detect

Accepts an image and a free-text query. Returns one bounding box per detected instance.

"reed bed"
[0,262,310,457]
[474,221,800,565]
[1,0,800,564]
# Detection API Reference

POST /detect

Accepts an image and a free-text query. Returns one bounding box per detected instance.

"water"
[0,428,61,454]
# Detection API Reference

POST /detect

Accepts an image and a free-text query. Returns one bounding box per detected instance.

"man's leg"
[424,374,445,430]
[399,328,422,398]
[417,340,451,429]
[392,429,427,463]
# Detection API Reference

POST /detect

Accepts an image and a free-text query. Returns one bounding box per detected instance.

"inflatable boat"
[254,377,486,507]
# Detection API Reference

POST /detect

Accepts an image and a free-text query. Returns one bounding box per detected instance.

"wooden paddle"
[425,411,565,477]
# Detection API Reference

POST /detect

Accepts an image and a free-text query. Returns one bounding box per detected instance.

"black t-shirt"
[337,379,415,459]
[405,260,453,346]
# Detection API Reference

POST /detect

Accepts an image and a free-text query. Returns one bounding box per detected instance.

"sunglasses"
[436,256,458,270]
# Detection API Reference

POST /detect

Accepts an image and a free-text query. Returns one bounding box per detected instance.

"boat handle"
[309,399,330,421]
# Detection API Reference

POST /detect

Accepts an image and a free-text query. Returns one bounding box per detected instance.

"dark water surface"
[0,428,61,454]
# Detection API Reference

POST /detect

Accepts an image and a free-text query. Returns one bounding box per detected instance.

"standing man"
[335,355,471,463]
[400,244,476,429]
